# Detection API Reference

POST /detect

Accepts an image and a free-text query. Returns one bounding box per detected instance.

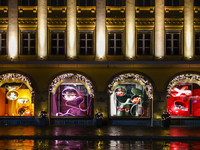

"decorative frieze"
[165,19,184,25]
[77,18,96,25]
[106,19,125,25]
[18,18,37,25]
[47,18,66,25]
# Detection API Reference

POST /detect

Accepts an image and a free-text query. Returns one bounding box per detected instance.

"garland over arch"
[49,73,94,98]
[108,73,153,100]
[167,73,200,97]
[0,73,33,91]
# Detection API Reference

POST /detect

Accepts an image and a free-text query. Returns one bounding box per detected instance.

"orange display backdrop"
[0,88,5,116]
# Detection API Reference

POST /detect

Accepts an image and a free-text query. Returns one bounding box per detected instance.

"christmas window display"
[110,83,150,117]
[167,83,200,117]
[0,83,34,116]
[50,73,93,117]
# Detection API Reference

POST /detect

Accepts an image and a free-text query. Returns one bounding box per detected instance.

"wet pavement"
[0,125,200,140]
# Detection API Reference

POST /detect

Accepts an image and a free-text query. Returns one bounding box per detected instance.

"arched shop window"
[167,74,200,117]
[108,73,153,118]
[49,73,94,117]
[0,73,34,117]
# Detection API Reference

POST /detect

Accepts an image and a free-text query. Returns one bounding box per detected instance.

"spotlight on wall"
[130,56,132,60]
[40,56,43,60]
[160,57,162,60]
[70,56,73,60]
[190,56,192,60]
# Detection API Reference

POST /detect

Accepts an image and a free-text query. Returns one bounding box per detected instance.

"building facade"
[0,0,200,126]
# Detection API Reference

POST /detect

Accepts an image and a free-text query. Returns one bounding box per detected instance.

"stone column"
[38,0,47,59]
[67,0,76,59]
[125,0,135,60]
[184,0,194,59]
[155,0,164,59]
[96,0,106,60]
[8,0,18,60]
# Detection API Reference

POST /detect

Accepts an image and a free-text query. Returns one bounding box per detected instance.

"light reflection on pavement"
[0,139,200,150]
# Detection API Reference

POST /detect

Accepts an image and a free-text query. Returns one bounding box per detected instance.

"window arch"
[0,73,34,117]
[49,73,94,117]
[108,73,153,118]
[167,73,200,117]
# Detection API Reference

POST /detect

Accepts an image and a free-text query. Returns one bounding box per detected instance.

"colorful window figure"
[167,83,200,117]
[52,83,92,117]
[110,83,150,117]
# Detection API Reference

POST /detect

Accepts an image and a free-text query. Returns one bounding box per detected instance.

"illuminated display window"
[77,0,95,6]
[107,0,124,6]
[0,73,34,117]
[50,73,94,118]
[0,31,6,55]
[0,0,7,6]
[21,31,36,55]
[167,83,200,117]
[49,0,66,6]
[135,0,152,6]
[165,0,181,6]
[20,0,37,6]
[50,31,65,55]
[166,31,181,55]
[108,31,123,55]
[79,31,94,55]
[137,30,152,55]
[195,31,200,55]
[108,73,153,118]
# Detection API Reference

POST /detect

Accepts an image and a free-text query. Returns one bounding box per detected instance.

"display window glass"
[108,73,153,118]
[167,83,200,117]
[50,73,94,118]
[0,83,34,117]
[110,83,150,117]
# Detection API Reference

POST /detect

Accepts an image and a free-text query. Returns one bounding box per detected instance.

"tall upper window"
[194,0,200,6]
[21,31,36,55]
[166,31,181,55]
[20,0,37,6]
[0,31,6,55]
[165,0,180,6]
[137,31,152,55]
[77,0,95,6]
[50,0,66,6]
[135,0,152,6]
[195,31,200,55]
[79,31,94,55]
[108,31,123,55]
[50,31,65,55]
[107,0,124,6]
[0,0,7,6]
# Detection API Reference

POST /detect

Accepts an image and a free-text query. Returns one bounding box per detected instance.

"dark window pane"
[80,41,85,47]
[174,41,179,47]
[145,34,150,39]
[1,48,6,55]
[58,0,65,6]
[108,0,114,6]
[116,0,122,6]
[195,33,200,39]
[173,48,180,55]
[51,40,57,47]
[30,40,35,47]
[23,40,28,47]
[174,0,180,6]
[166,48,171,55]
[195,41,199,47]
[145,41,150,47]
[51,48,57,55]
[2,33,6,39]
[108,48,114,55]
[80,34,85,39]
[145,48,150,55]
[166,34,171,39]
[30,48,35,55]
[194,0,200,6]
[116,40,122,47]
[87,34,93,39]
[174,34,179,39]
[0,0,7,6]
[137,34,143,39]
[22,34,28,39]
[116,48,122,55]
[59,48,65,55]
[109,40,114,47]
[2,40,6,47]
[137,48,143,55]
[21,0,28,6]
[165,0,172,6]
[87,0,94,6]
[116,34,122,39]
[51,33,57,39]
[108,34,114,39]
[30,0,36,6]
[79,0,85,6]
[137,0,143,6]
[59,33,64,39]
[145,0,151,6]
[51,0,57,6]
[87,40,93,47]
[195,48,200,55]
[80,48,85,55]
[59,40,64,47]
[137,41,143,47]
[22,48,28,55]
[166,41,171,47]
[30,34,35,39]
[87,48,93,55]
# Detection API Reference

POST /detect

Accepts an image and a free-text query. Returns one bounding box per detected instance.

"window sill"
[106,55,124,61]
[164,55,183,61]
[19,55,37,61]
[48,55,66,61]
[136,55,154,61]
[77,55,95,61]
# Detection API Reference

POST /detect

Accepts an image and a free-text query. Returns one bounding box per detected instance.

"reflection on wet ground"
[0,139,200,150]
